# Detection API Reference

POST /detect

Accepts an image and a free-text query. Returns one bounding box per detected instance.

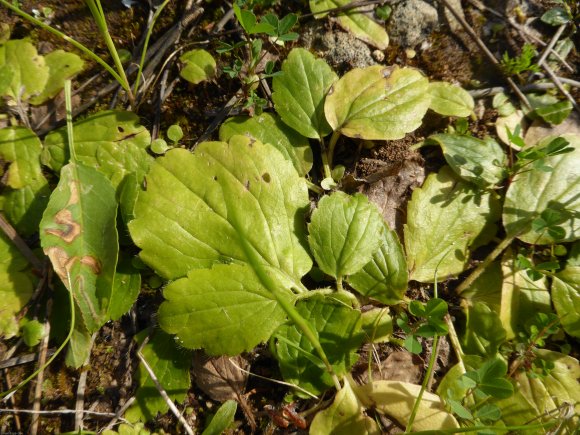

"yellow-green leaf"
[179,49,216,85]
[428,81,474,117]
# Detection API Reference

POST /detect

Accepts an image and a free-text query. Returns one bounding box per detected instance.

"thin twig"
[0,408,122,418]
[535,24,567,69]
[0,213,44,270]
[75,333,96,431]
[30,314,51,435]
[467,80,580,98]
[2,373,22,431]
[540,63,580,114]
[136,351,194,435]
[102,397,136,432]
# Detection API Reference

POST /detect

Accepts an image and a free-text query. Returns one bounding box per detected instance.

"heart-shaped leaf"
[428,81,474,117]
[179,49,216,85]
[324,65,430,140]
[272,48,338,139]
[405,166,500,282]
[308,191,384,280]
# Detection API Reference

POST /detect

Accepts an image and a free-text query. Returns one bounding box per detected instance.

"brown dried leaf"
[193,352,249,402]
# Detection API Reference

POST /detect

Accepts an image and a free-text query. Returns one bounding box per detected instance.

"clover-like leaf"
[126,330,191,423]
[324,65,430,140]
[0,38,48,100]
[347,221,407,304]
[272,294,363,395]
[40,163,119,332]
[129,136,311,282]
[405,166,500,282]
[310,0,388,49]
[428,81,474,118]
[503,134,580,244]
[179,49,216,85]
[310,376,380,434]
[0,126,50,235]
[308,191,384,280]
[272,48,338,139]
[219,113,313,176]
[29,50,84,105]
[425,133,506,187]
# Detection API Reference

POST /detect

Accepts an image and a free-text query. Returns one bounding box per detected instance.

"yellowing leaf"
[29,50,84,105]
[0,38,48,100]
[324,65,430,140]
[428,81,474,117]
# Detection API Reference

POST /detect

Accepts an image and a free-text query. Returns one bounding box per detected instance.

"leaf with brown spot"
[40,163,119,332]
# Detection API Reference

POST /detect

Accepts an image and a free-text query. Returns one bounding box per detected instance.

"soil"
[0,0,578,433]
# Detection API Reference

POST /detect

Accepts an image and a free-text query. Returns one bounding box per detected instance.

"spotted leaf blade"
[40,163,118,332]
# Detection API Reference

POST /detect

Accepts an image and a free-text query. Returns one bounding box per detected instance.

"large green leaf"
[428,82,474,117]
[29,50,84,105]
[40,163,119,332]
[310,376,380,434]
[42,110,152,189]
[347,221,408,304]
[425,134,506,187]
[0,232,35,338]
[552,265,580,338]
[129,136,311,282]
[126,330,191,423]
[404,166,500,283]
[160,263,295,355]
[272,294,363,395]
[308,192,384,280]
[460,301,506,357]
[0,126,50,235]
[0,38,48,100]
[324,65,430,140]
[503,134,580,244]
[272,48,338,139]
[219,113,313,176]
[310,0,388,49]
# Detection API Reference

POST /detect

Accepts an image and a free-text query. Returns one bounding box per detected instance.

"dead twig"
[75,333,97,431]
[102,396,136,432]
[30,316,51,435]
[0,408,123,418]
[0,213,44,271]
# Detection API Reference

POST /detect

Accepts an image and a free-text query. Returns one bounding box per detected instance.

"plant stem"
[306,180,324,194]
[65,81,77,164]
[0,0,127,93]
[319,136,332,180]
[327,131,341,169]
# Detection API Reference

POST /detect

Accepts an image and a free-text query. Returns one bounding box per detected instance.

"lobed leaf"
[324,65,430,140]
[272,48,338,139]
[428,81,474,118]
[308,191,384,280]
[404,166,500,282]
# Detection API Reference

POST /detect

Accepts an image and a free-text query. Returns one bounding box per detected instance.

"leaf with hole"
[324,65,430,140]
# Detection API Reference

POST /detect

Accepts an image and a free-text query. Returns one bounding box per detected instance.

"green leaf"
[310,376,380,434]
[360,307,392,343]
[347,222,407,304]
[108,255,141,321]
[428,82,474,117]
[202,400,237,435]
[219,112,313,176]
[474,357,513,399]
[166,124,183,143]
[324,65,430,140]
[0,232,35,338]
[21,319,46,347]
[159,263,295,355]
[310,0,389,49]
[308,191,384,279]
[29,50,84,105]
[503,134,580,244]
[272,48,338,139]
[404,166,500,282]
[535,100,573,125]
[0,126,50,235]
[129,136,311,281]
[179,49,216,85]
[474,404,501,422]
[460,301,506,357]
[40,163,119,332]
[541,6,572,25]
[126,330,191,423]
[0,38,48,100]
[42,110,152,191]
[425,134,506,187]
[552,267,580,338]
[65,309,92,368]
[354,380,460,431]
[273,294,363,395]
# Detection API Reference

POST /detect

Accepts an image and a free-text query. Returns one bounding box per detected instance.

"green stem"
[133,0,170,97]
[0,0,127,92]
[306,179,324,194]
[65,81,77,163]
[85,0,134,102]
[319,136,332,180]
[327,131,341,170]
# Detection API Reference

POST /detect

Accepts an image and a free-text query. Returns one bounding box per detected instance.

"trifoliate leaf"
[308,192,384,280]
[126,330,191,423]
[347,222,407,304]
[272,294,363,395]
[40,163,119,332]
[29,50,84,105]
[324,65,430,140]
[354,380,460,431]
[426,134,506,187]
[0,232,35,338]
[310,0,388,49]
[129,136,311,281]
[0,126,50,235]
[0,38,48,101]
[552,266,580,338]
[272,48,338,139]
[310,376,380,434]
[503,134,580,244]
[428,81,474,117]
[159,263,296,355]
[405,166,500,282]
[179,49,216,85]
[219,113,313,176]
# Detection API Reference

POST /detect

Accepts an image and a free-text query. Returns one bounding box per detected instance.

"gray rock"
[387,0,439,48]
